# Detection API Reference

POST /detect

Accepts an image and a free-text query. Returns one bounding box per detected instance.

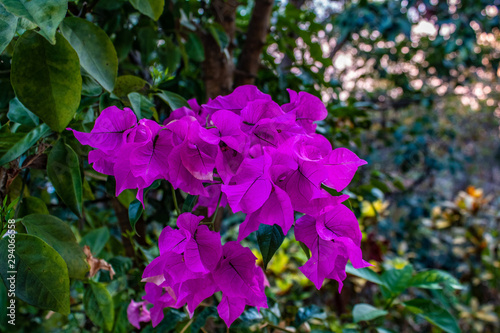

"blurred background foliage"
[0,0,499,332]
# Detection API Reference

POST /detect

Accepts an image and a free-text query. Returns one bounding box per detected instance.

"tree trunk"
[234,0,274,87]
[202,0,238,99]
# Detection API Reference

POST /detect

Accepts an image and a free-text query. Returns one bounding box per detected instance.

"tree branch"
[234,0,274,87]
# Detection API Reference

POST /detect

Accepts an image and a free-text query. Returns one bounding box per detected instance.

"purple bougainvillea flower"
[221,154,273,214]
[203,85,272,115]
[113,145,147,198]
[217,296,246,327]
[166,116,219,183]
[210,110,248,153]
[70,87,370,329]
[194,184,228,217]
[295,208,369,289]
[213,241,268,326]
[292,190,350,216]
[130,121,172,186]
[168,144,208,196]
[184,224,223,273]
[68,106,137,150]
[142,282,177,327]
[175,275,219,316]
[323,148,368,191]
[281,89,327,133]
[215,145,245,183]
[240,99,284,127]
[127,300,151,329]
[238,185,293,241]
[88,149,115,175]
[157,213,223,274]
[315,204,363,246]
[158,226,188,254]
[164,106,198,125]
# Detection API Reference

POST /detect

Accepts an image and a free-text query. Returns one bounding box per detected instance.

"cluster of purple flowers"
[70,85,368,328]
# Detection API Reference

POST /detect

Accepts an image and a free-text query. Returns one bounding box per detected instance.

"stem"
[210,191,223,225]
[180,318,194,333]
[264,323,295,333]
[171,185,181,216]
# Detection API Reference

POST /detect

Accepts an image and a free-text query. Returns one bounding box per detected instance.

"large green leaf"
[128,92,154,119]
[7,97,39,127]
[0,0,67,44]
[408,269,463,290]
[11,31,82,132]
[404,299,460,333]
[185,33,205,62]
[60,17,118,92]
[18,196,49,216]
[22,214,89,279]
[80,227,110,256]
[380,265,414,296]
[257,224,285,270]
[157,90,189,110]
[352,304,388,323]
[0,4,17,54]
[129,0,164,21]
[0,233,70,315]
[113,75,147,99]
[84,281,114,331]
[345,263,386,286]
[0,123,50,166]
[47,139,83,217]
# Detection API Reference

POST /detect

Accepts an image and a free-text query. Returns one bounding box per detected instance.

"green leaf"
[0,233,70,315]
[81,226,110,256]
[84,281,115,331]
[185,33,205,62]
[345,263,385,286]
[129,0,164,21]
[257,224,285,270]
[298,240,311,259]
[7,97,39,127]
[352,304,388,323]
[128,199,143,234]
[60,17,118,92]
[408,270,463,290]
[0,0,67,44]
[182,194,198,213]
[11,31,82,132]
[22,214,89,279]
[207,23,229,51]
[380,265,414,296]
[0,123,50,165]
[404,299,460,333]
[18,196,49,216]
[157,90,189,110]
[159,37,181,74]
[128,92,154,119]
[113,75,147,99]
[0,4,17,54]
[47,139,83,217]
